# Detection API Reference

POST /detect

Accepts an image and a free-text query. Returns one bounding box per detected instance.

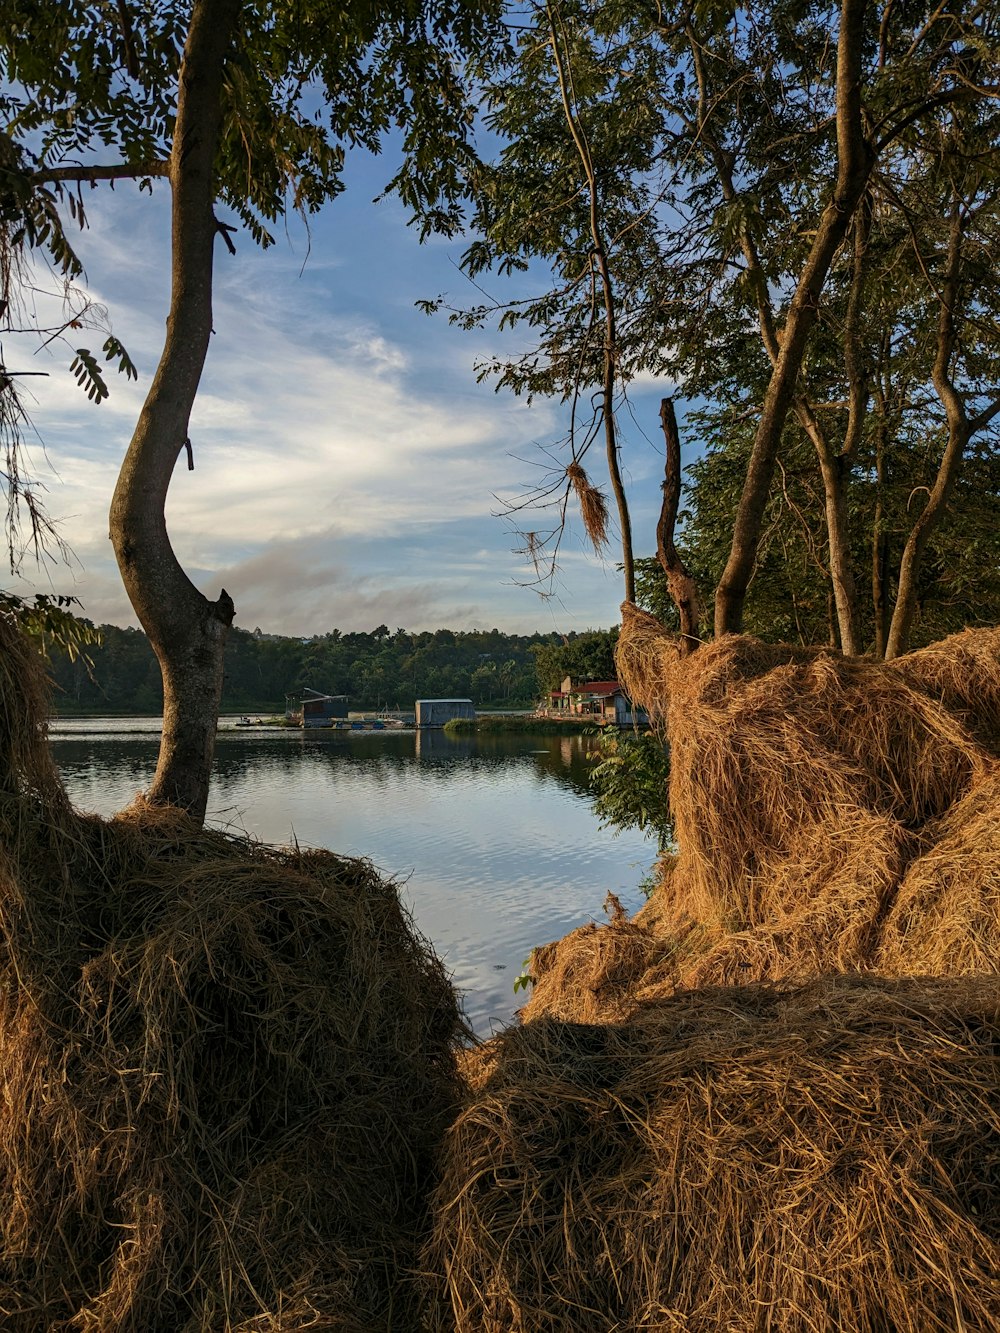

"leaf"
[69,347,109,402]
[102,335,138,381]
[0,592,100,666]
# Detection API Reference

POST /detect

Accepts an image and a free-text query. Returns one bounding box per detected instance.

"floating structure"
[415,698,475,729]
[286,688,349,728]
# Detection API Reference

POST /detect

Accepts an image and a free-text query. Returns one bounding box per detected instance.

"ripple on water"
[52,728,653,1035]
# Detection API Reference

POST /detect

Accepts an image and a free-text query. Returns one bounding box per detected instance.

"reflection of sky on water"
[50,725,652,1035]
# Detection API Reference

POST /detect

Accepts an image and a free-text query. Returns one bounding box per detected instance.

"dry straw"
[566,461,609,553]
[428,974,1000,1332]
[522,605,1000,1023]
[428,606,1000,1330]
[0,612,464,1330]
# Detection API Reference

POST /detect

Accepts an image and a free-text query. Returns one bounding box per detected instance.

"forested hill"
[45,623,619,715]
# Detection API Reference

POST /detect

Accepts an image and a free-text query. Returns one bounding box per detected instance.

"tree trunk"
[873,528,891,658]
[690,26,867,654]
[806,199,870,658]
[871,402,890,658]
[714,0,872,637]
[109,0,240,821]
[885,204,982,660]
[816,443,861,654]
[884,415,969,659]
[656,399,700,650]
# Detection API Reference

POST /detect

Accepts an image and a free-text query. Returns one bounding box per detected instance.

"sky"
[11,145,673,638]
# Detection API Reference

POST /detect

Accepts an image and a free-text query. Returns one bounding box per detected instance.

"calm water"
[49,718,653,1035]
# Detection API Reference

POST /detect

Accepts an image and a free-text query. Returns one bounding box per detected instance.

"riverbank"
[445,714,598,735]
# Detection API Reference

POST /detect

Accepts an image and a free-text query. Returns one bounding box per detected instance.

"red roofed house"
[548,676,646,725]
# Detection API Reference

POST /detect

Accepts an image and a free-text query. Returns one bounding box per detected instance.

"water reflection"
[51,725,651,1035]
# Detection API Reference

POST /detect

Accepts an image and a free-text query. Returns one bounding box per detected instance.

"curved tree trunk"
[109,0,240,821]
[657,399,700,650]
[884,204,1000,659]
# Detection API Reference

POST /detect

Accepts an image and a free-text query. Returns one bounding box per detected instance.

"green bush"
[589,731,673,852]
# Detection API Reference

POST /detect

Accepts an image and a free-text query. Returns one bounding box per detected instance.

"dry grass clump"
[566,460,609,553]
[427,973,1000,1333]
[0,613,464,1330]
[524,606,1000,1023]
[894,625,1000,752]
[521,888,698,1025]
[0,609,67,806]
[879,766,1000,975]
[616,605,990,935]
[441,610,1000,1330]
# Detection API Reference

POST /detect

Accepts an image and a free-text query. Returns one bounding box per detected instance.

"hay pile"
[428,610,1000,1330]
[522,606,1000,1021]
[427,973,1000,1332]
[0,614,464,1330]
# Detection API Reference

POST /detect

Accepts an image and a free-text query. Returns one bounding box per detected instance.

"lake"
[49,718,654,1035]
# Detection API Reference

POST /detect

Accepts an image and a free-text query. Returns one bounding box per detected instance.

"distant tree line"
[46,623,621,715]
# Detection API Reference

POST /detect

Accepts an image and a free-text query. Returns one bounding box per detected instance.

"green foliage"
[443,0,1000,653]
[44,622,574,714]
[102,335,138,382]
[588,730,672,852]
[0,592,101,663]
[675,406,1000,651]
[512,955,535,993]
[1,0,504,248]
[532,629,618,695]
[69,347,109,403]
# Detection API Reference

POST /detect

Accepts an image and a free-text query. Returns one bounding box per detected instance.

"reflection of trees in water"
[460,733,598,798]
[214,735,416,788]
[52,730,602,805]
[53,738,159,786]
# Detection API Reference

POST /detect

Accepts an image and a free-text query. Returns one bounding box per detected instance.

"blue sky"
[12,143,672,637]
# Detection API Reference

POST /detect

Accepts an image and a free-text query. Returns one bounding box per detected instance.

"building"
[415,698,475,728]
[547,676,647,726]
[291,688,349,728]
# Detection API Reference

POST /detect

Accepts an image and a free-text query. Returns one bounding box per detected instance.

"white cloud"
[9,182,641,634]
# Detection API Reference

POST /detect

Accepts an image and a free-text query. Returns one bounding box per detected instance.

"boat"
[376,704,408,729]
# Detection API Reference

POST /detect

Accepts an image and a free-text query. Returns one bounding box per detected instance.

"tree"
[108,0,240,817]
[645,407,1000,653]
[533,629,618,695]
[2,0,501,819]
[588,729,672,853]
[444,0,1000,655]
[470,661,498,702]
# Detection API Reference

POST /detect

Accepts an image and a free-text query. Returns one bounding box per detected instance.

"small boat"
[235,716,253,728]
[377,705,407,729]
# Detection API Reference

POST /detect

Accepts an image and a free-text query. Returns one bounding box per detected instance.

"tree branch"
[29,162,168,186]
[546,0,635,603]
[714,0,874,637]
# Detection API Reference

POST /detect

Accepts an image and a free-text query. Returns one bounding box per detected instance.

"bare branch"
[655,399,700,651]
[29,162,168,187]
[546,0,635,602]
